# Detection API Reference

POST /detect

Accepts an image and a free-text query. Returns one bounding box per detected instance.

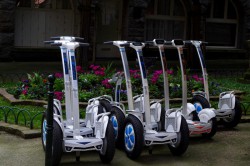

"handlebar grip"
[50,36,61,40]
[74,37,85,42]
[184,40,192,44]
[202,42,208,45]
[145,41,154,45]
[79,43,90,47]
[131,42,143,46]
[51,43,62,46]
[164,41,172,45]
[44,40,55,44]
[120,43,130,47]
[103,41,114,45]
[172,39,184,46]
[154,39,165,45]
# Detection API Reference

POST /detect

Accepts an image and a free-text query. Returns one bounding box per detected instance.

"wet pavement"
[1,123,250,166]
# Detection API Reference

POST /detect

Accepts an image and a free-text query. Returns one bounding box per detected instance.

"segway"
[104,41,189,159]
[146,39,217,138]
[42,36,115,165]
[185,40,242,128]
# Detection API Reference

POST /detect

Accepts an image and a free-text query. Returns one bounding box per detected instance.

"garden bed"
[5,64,232,103]
[0,88,244,107]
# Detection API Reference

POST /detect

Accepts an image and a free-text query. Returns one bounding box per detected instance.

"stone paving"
[1,123,250,166]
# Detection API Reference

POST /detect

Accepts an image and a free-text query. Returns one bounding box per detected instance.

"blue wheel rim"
[194,102,203,113]
[42,119,47,147]
[111,115,118,139]
[124,124,135,151]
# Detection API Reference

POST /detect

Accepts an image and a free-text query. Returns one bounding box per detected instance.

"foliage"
[6,64,226,102]
[7,72,48,100]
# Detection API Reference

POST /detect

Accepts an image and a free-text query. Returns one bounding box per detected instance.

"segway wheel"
[110,106,125,148]
[124,115,144,159]
[52,119,63,166]
[222,99,242,128]
[159,108,165,131]
[168,116,189,156]
[192,95,210,121]
[100,99,112,112]
[99,121,116,164]
[202,117,217,138]
[192,95,210,110]
[41,112,63,166]
[41,112,47,151]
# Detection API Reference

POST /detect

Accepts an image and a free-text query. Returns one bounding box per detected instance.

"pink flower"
[92,65,100,71]
[76,66,84,73]
[151,76,158,84]
[22,86,29,95]
[102,79,112,89]
[54,91,64,101]
[192,74,199,82]
[129,70,139,74]
[55,73,63,78]
[22,89,28,95]
[167,69,173,75]
[133,73,141,79]
[94,71,105,76]
[198,77,204,84]
[89,64,95,69]
[154,70,163,75]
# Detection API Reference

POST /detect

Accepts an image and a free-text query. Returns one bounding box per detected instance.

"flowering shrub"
[7,65,224,102]
[7,72,48,100]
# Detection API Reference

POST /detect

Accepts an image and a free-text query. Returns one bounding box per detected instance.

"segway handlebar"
[131,42,143,46]
[79,43,90,47]
[44,40,55,44]
[44,41,89,47]
[104,41,130,47]
[172,39,184,46]
[50,36,85,42]
[145,39,172,46]
[103,41,114,45]
[184,40,208,45]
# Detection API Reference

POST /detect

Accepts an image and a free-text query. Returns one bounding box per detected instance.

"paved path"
[1,123,250,166]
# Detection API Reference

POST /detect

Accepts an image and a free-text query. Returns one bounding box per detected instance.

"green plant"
[5,66,228,102]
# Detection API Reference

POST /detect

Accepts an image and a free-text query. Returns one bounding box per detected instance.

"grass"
[211,77,250,101]
[0,95,45,129]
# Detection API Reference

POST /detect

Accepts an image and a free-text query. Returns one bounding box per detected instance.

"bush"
[7,65,224,102]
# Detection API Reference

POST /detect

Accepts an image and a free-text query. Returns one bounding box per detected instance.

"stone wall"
[240,0,250,40]
[0,0,16,61]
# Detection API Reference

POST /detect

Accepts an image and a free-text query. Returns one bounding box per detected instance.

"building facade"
[0,0,250,67]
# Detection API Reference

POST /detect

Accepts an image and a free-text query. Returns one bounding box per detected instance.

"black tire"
[168,116,189,156]
[52,119,63,166]
[192,95,210,108]
[110,106,126,149]
[160,108,165,131]
[41,112,46,151]
[99,121,116,164]
[202,117,217,138]
[100,99,112,112]
[41,112,63,166]
[124,115,144,159]
[223,99,242,128]
[192,95,210,121]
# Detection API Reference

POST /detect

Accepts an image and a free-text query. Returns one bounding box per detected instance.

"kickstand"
[76,151,80,162]
[148,146,153,154]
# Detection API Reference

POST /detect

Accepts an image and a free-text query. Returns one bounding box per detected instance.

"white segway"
[146,39,217,138]
[185,40,242,128]
[42,36,115,165]
[104,41,189,159]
